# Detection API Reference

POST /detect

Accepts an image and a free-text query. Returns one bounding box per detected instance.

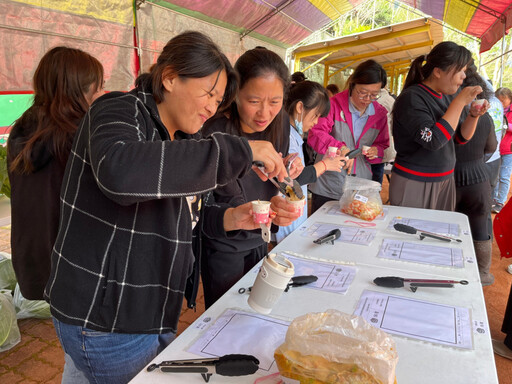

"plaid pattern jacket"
[44,86,252,334]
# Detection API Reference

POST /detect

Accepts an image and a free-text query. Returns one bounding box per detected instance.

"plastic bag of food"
[0,289,21,352]
[339,176,383,221]
[0,253,17,291]
[13,284,51,319]
[274,310,398,384]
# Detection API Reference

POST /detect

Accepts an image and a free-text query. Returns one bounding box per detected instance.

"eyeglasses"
[354,88,381,101]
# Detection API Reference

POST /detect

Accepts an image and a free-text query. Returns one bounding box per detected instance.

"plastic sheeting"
[399,0,512,53]
[151,0,361,46]
[0,0,135,91]
[137,2,287,73]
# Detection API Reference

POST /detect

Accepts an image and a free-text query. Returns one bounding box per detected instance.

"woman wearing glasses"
[307,59,390,212]
[389,42,487,210]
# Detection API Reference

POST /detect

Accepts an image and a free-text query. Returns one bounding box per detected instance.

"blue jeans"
[494,154,512,205]
[53,317,175,384]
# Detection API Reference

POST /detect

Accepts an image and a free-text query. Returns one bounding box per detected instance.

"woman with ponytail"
[390,41,488,210]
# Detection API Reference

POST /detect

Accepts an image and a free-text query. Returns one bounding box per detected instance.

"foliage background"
[290,0,512,93]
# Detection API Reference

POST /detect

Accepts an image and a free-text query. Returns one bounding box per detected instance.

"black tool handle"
[346,148,362,158]
[289,275,318,287]
[313,229,341,244]
[373,276,404,288]
[393,223,417,234]
[160,366,209,373]
[215,354,259,377]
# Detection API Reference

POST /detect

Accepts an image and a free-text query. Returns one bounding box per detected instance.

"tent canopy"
[156,0,512,53]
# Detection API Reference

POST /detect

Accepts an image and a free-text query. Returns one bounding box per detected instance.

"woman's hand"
[223,202,266,232]
[285,153,304,179]
[321,155,345,172]
[270,195,300,226]
[338,147,354,173]
[248,140,288,182]
[365,146,379,160]
[454,85,483,107]
[468,99,490,118]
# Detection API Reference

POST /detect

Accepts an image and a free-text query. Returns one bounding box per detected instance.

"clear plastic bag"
[0,252,17,291]
[274,310,398,384]
[0,289,21,352]
[339,176,383,221]
[13,284,51,319]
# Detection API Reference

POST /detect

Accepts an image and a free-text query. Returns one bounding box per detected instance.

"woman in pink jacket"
[307,60,389,212]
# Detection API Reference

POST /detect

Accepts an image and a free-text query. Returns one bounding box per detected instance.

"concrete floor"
[0,181,511,383]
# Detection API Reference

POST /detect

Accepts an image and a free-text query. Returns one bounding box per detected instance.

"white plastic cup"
[248,253,295,314]
[252,200,271,224]
[286,195,306,216]
[327,146,338,158]
[472,99,485,110]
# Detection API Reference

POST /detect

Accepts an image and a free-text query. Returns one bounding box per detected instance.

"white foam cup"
[286,195,306,216]
[248,253,295,314]
[327,146,338,158]
[251,200,271,224]
[472,99,485,110]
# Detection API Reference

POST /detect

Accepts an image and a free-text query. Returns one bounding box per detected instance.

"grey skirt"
[389,172,456,211]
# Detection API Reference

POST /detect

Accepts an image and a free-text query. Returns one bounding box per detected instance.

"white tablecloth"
[130,202,498,384]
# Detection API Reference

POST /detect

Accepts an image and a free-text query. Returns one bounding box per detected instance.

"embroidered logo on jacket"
[420,127,432,142]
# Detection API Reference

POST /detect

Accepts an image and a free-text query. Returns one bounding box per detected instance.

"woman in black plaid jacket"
[44,31,290,383]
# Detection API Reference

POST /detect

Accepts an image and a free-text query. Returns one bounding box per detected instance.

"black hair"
[228,48,290,148]
[462,64,493,101]
[135,31,237,112]
[326,84,340,95]
[404,41,473,90]
[286,81,330,119]
[291,71,307,83]
[347,60,387,95]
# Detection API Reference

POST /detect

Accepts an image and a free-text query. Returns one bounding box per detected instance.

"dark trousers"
[371,163,385,184]
[310,193,337,214]
[503,281,512,349]
[455,181,491,241]
[485,158,501,239]
[201,243,267,309]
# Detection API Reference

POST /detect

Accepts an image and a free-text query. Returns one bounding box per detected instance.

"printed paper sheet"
[188,309,289,373]
[281,252,357,294]
[377,239,464,268]
[388,217,460,236]
[301,222,377,246]
[354,290,473,349]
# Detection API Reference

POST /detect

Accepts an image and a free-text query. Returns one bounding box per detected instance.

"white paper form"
[326,206,388,221]
[187,309,289,373]
[377,239,464,268]
[388,217,460,236]
[354,290,473,350]
[301,222,377,246]
[281,252,357,294]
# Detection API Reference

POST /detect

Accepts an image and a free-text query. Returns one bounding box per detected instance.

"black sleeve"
[295,165,317,185]
[86,96,253,206]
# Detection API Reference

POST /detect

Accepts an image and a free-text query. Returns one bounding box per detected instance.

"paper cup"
[252,200,271,224]
[472,99,485,110]
[362,145,370,155]
[286,196,306,216]
[327,146,338,158]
